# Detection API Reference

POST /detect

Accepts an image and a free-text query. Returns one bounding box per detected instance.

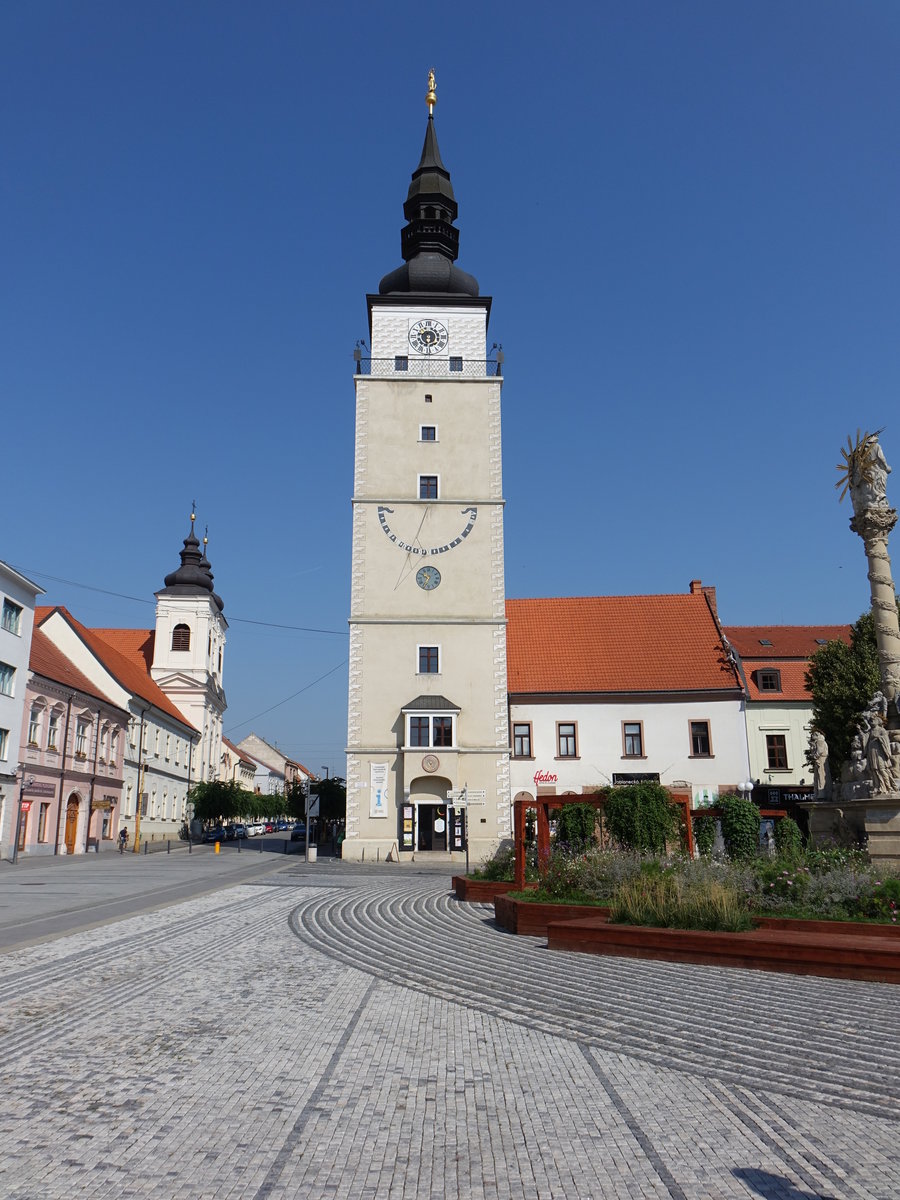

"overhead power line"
[224,660,348,734]
[12,565,348,636]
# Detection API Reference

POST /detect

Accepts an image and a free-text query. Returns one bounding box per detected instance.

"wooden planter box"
[452,876,519,903]
[545,916,900,984]
[494,895,609,936]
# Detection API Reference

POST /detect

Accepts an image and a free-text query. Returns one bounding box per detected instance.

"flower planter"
[494,895,609,936]
[545,915,900,984]
[452,876,520,903]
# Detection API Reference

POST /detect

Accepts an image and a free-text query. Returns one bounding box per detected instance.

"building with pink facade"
[17,628,128,856]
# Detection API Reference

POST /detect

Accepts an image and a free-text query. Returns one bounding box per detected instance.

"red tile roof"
[29,628,125,711]
[506,594,739,695]
[35,606,196,732]
[743,661,816,703]
[222,736,256,766]
[724,625,851,659]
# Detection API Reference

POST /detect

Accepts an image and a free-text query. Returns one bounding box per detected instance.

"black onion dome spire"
[199,531,225,613]
[379,75,479,297]
[160,514,214,596]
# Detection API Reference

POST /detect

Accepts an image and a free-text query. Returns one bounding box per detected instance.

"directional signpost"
[446,785,486,875]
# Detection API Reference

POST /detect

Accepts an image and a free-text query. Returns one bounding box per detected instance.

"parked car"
[290,824,307,842]
[203,826,226,843]
[276,820,289,831]
[264,822,275,834]
[233,823,247,839]
[223,825,236,841]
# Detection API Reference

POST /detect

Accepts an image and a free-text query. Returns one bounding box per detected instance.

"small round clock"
[416,565,441,590]
[409,319,449,355]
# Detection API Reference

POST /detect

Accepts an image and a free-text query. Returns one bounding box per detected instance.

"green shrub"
[471,844,516,881]
[609,874,753,932]
[604,783,678,854]
[719,794,760,861]
[774,817,803,862]
[553,803,598,854]
[867,877,900,923]
[693,814,716,859]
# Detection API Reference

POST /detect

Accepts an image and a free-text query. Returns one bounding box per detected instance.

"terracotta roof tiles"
[724,625,851,659]
[29,628,125,712]
[35,606,195,732]
[506,594,739,695]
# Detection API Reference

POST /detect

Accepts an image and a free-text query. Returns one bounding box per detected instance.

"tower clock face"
[416,565,441,590]
[409,319,449,355]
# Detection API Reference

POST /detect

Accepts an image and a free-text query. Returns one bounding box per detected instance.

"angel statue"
[836,429,891,516]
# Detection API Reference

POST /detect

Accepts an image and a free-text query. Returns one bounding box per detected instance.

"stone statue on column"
[837,431,900,796]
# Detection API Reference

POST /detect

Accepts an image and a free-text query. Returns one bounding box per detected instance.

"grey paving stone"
[0,868,896,1198]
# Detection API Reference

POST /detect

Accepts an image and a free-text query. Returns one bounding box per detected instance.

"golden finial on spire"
[426,69,436,115]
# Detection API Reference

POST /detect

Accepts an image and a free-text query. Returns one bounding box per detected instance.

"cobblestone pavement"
[1,863,898,1199]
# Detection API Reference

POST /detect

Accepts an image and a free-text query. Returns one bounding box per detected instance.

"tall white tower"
[151,514,227,782]
[346,76,510,862]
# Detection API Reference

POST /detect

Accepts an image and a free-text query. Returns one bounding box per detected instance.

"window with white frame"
[165,734,171,760]
[154,728,160,756]
[75,719,89,758]
[0,727,8,760]
[556,722,577,758]
[406,712,456,749]
[0,661,15,696]
[418,645,440,674]
[47,710,60,751]
[513,723,533,758]
[1,599,22,635]
[28,705,42,746]
[420,425,437,442]
[623,722,644,757]
[111,730,119,764]
[418,474,439,500]
[99,725,109,761]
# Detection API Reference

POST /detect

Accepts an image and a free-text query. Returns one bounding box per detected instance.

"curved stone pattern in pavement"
[288,872,900,1121]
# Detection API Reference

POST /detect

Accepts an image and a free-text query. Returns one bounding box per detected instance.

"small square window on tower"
[449,356,463,372]
[395,356,408,371]
[419,475,439,499]
[418,646,440,674]
[420,425,437,442]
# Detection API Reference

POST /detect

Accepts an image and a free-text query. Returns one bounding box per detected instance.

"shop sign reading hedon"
[533,770,558,788]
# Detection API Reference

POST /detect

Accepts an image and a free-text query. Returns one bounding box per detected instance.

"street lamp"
[12,770,35,865]
[321,766,329,780]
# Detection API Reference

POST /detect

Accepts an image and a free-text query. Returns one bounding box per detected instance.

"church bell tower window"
[172,624,191,652]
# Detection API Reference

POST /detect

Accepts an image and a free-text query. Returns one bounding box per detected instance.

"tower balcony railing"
[354,355,503,379]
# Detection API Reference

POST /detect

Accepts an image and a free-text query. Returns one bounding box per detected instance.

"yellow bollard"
[215,841,220,854]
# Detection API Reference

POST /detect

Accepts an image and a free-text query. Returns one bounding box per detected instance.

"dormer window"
[172,624,191,652]
[758,669,782,693]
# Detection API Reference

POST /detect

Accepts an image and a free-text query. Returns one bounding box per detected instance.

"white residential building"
[0,560,44,858]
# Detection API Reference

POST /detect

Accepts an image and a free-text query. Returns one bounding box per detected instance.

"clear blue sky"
[4,2,899,776]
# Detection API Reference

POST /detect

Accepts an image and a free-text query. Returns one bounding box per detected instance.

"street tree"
[805,610,881,777]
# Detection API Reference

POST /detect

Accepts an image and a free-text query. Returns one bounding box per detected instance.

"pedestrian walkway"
[0,864,897,1198]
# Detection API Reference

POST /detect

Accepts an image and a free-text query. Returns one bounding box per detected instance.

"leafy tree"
[604,782,678,854]
[553,802,597,853]
[188,780,249,825]
[313,776,346,821]
[719,794,759,861]
[805,610,882,777]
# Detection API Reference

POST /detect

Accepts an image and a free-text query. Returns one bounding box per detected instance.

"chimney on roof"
[689,579,718,618]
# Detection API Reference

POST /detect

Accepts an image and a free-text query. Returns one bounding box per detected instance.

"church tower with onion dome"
[151,510,227,783]
[345,74,509,863]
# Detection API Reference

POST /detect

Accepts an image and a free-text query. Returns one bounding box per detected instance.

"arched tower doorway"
[409,775,451,852]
